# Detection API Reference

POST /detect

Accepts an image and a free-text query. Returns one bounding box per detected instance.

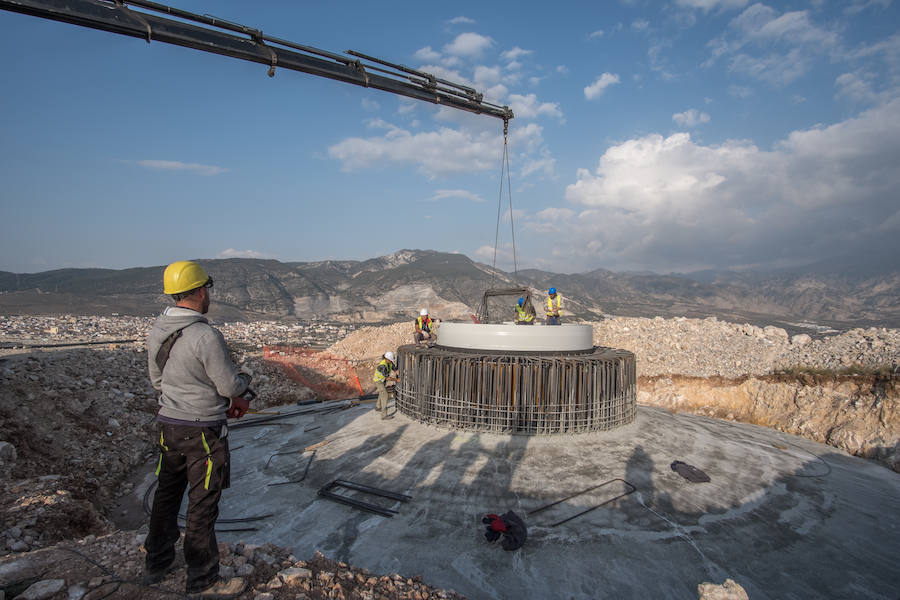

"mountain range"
[1,249,898,330]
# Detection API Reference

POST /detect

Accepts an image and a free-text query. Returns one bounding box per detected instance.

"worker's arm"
[197,328,251,398]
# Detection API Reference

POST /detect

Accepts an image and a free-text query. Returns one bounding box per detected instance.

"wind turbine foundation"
[395,323,636,434]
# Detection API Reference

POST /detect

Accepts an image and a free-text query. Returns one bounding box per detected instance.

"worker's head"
[164,260,213,313]
[549,287,557,295]
[420,308,428,316]
[384,351,395,362]
[518,297,524,306]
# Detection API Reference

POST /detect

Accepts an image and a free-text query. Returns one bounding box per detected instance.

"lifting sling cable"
[491,118,518,288]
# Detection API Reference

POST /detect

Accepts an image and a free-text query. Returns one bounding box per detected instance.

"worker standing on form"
[373,351,397,420]
[546,287,562,325]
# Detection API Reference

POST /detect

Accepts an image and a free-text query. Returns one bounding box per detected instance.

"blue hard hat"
[549,287,557,295]
[518,297,524,305]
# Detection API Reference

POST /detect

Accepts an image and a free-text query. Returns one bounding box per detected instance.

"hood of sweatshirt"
[147,306,208,351]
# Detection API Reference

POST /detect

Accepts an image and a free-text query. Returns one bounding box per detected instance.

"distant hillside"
[1,250,898,330]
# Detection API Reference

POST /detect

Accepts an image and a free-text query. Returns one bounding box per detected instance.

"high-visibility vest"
[373,358,394,383]
[515,304,534,322]
[415,316,433,332]
[546,294,562,315]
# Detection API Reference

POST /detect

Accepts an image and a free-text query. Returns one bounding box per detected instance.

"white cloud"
[706,4,840,85]
[508,93,564,121]
[556,65,569,75]
[474,65,502,87]
[584,73,620,100]
[672,109,711,127]
[526,207,576,234]
[675,0,748,10]
[444,32,494,57]
[327,121,547,178]
[217,249,273,259]
[474,243,517,266]
[413,46,441,62]
[520,152,557,178]
[835,72,882,104]
[844,0,892,16]
[447,16,475,25]
[135,160,227,176]
[501,47,532,61]
[540,98,900,272]
[426,189,484,203]
[589,30,604,39]
[631,19,650,31]
[361,98,380,112]
[728,85,752,98]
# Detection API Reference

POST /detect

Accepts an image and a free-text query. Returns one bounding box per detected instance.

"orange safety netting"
[263,345,364,401]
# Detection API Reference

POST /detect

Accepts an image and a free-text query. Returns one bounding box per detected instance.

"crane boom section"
[0,0,514,121]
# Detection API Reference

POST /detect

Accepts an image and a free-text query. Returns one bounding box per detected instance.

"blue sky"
[1,0,898,275]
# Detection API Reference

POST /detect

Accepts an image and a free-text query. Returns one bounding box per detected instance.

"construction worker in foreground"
[414,308,440,345]
[546,287,563,325]
[373,351,397,420]
[144,260,253,599]
[514,297,535,325]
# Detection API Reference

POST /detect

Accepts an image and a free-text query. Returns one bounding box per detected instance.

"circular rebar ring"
[395,344,636,435]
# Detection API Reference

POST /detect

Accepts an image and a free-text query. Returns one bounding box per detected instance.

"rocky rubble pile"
[0,343,311,557]
[326,322,415,362]
[0,533,463,600]
[591,317,899,378]
[0,315,358,351]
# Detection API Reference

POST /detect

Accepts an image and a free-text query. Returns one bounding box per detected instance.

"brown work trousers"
[145,423,230,593]
[374,380,390,417]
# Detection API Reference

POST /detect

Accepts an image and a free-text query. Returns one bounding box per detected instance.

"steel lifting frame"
[318,479,412,518]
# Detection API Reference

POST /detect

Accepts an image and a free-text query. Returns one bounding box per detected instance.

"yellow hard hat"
[163,260,210,295]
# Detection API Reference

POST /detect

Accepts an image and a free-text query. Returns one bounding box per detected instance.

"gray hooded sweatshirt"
[146,307,248,422]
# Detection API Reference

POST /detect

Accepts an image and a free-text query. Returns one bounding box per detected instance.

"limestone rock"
[697,578,750,600]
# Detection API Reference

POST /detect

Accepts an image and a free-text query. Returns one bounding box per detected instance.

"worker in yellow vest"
[414,308,440,345]
[546,287,562,325]
[514,297,535,325]
[373,351,397,420]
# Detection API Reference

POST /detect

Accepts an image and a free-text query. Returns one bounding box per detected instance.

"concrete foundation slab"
[133,402,900,599]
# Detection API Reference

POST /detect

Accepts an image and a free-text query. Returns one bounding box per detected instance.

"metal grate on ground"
[395,344,637,434]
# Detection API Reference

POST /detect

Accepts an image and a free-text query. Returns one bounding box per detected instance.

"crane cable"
[491,118,518,287]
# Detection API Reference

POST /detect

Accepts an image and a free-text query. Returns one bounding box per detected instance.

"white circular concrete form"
[437,322,594,352]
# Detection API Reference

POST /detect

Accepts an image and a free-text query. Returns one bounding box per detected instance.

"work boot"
[187,577,246,599]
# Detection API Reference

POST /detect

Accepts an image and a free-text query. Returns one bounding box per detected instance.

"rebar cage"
[395,345,637,434]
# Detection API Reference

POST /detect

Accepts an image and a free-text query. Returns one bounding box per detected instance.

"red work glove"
[227,396,250,419]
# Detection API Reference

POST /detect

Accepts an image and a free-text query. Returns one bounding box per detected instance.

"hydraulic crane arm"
[0,0,514,122]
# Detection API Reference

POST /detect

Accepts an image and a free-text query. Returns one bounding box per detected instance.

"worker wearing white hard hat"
[414,308,441,345]
[373,351,397,420]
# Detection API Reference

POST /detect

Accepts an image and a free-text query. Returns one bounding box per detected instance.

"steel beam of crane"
[0,0,514,121]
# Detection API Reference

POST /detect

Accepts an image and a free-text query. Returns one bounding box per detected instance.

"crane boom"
[0,0,514,122]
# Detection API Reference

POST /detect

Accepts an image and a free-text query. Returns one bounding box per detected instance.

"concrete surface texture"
[137,402,900,599]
